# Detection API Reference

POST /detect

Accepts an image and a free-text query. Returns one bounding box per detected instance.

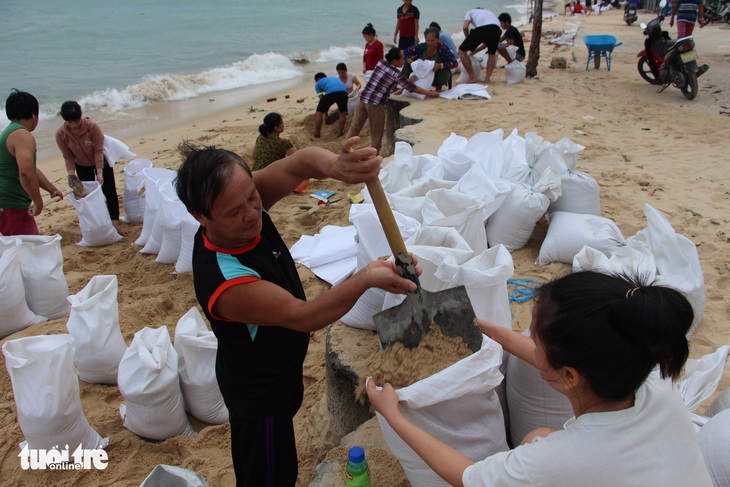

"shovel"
[365,179,483,353]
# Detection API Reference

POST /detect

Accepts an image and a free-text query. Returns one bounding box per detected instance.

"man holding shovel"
[175,136,420,487]
[0,90,63,236]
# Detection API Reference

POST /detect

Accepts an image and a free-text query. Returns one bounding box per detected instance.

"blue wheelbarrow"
[583,35,622,71]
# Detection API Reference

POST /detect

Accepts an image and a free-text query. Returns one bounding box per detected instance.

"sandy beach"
[2,9,730,486]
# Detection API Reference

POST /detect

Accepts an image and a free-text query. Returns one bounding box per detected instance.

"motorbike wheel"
[681,71,698,100]
[594,55,601,69]
[638,56,662,85]
[625,19,634,25]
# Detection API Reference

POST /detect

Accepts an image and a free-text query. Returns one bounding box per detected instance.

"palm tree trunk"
[526,0,544,77]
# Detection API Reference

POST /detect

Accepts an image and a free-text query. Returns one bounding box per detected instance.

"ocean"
[0,0,538,156]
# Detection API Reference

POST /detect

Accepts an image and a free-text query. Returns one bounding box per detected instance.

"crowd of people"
[1,3,717,487]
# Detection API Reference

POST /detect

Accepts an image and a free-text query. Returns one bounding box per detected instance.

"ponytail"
[534,271,692,401]
[259,112,283,136]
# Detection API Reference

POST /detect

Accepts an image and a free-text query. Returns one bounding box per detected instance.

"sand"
[2,9,730,486]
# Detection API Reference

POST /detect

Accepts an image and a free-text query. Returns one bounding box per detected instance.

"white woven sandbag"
[404,226,475,289]
[630,204,705,336]
[0,243,45,338]
[379,178,455,222]
[548,170,600,216]
[456,129,505,178]
[401,60,435,101]
[537,211,625,265]
[174,307,228,424]
[456,54,484,83]
[380,142,416,193]
[502,134,565,186]
[436,133,475,181]
[676,345,730,414]
[68,181,123,247]
[377,336,508,486]
[175,213,200,274]
[66,275,127,384]
[156,182,188,264]
[135,167,177,247]
[0,234,70,319]
[572,239,657,280]
[340,205,420,330]
[698,409,730,487]
[118,326,195,440]
[706,388,730,417]
[421,188,489,252]
[554,137,585,168]
[505,60,526,84]
[487,167,562,251]
[505,330,574,446]
[139,464,210,487]
[103,135,136,167]
[2,334,107,450]
[433,245,514,328]
[122,158,153,223]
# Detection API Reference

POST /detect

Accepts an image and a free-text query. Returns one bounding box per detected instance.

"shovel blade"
[373,285,482,353]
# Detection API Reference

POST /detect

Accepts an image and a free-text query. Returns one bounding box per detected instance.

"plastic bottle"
[345,446,371,486]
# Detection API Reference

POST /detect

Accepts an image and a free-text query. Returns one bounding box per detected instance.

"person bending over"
[459,8,502,84]
[367,271,712,487]
[56,101,126,236]
[175,138,420,486]
[313,72,348,138]
[346,47,438,154]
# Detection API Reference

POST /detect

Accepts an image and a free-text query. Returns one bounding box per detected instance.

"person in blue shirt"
[313,73,348,138]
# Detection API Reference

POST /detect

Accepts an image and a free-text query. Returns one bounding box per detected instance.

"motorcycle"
[637,9,709,100]
[719,0,730,23]
[624,4,638,25]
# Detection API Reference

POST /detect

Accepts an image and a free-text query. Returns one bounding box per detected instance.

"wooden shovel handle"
[366,179,408,258]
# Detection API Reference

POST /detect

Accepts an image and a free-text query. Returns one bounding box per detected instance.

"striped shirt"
[676,0,703,23]
[360,59,418,105]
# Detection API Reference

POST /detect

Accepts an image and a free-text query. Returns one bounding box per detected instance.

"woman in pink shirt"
[55,101,126,236]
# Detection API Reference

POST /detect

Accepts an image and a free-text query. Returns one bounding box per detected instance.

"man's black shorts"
[316,91,348,113]
[459,24,502,55]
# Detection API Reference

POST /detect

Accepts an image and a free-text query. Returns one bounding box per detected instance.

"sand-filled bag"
[2,334,107,450]
[66,275,127,384]
[368,330,508,486]
[121,158,153,223]
[698,409,730,487]
[68,181,123,247]
[537,211,625,265]
[487,167,562,251]
[118,326,195,440]
[156,181,188,264]
[174,308,228,424]
[0,243,45,338]
[175,213,200,274]
[0,234,70,320]
[135,167,177,248]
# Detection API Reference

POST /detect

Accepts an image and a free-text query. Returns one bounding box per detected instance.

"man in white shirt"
[458,8,502,84]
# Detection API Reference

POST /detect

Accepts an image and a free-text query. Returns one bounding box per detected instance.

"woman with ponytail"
[367,271,712,486]
[251,112,297,171]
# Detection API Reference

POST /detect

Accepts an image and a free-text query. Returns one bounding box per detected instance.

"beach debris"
[285,95,290,99]
[247,106,263,112]
[267,97,276,102]
[711,219,720,225]
[686,208,703,217]
[574,129,586,135]
[583,115,596,121]
[310,190,336,203]
[542,87,559,94]
[347,193,364,204]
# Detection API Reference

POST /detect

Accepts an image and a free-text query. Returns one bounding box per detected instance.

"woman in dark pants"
[55,101,126,236]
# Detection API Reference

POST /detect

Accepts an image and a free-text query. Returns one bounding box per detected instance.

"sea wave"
[79,52,303,112]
